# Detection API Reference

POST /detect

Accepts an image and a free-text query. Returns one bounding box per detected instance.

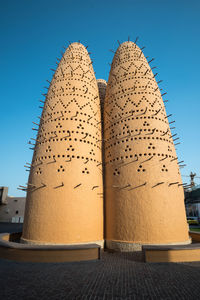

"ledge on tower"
[0,232,101,263]
[143,231,200,262]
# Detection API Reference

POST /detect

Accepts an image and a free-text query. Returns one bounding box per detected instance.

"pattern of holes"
[28,43,102,190]
[104,41,181,184]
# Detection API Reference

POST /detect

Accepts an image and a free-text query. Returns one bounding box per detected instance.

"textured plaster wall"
[104,41,189,247]
[22,43,103,245]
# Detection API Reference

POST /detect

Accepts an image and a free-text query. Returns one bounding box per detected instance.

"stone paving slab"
[0,251,200,299]
[0,223,200,299]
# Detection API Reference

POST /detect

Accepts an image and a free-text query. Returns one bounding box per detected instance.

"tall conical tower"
[22,43,103,245]
[97,79,107,108]
[104,41,190,251]
[97,79,107,237]
[97,79,107,153]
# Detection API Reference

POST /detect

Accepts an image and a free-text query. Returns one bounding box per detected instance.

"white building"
[0,187,26,223]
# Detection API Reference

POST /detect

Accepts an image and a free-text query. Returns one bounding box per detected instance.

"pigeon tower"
[104,41,190,251]
[22,43,103,245]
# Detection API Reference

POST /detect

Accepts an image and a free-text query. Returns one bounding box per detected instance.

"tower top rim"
[97,79,107,85]
[66,42,89,53]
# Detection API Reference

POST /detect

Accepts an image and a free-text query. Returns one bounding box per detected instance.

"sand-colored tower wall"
[97,79,107,237]
[104,41,190,250]
[97,79,107,111]
[22,43,103,245]
[97,79,107,153]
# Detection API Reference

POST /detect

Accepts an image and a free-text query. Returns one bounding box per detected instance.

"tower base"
[0,232,101,263]
[106,239,191,252]
[20,237,104,248]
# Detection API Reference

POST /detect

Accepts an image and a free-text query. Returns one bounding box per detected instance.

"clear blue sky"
[1,0,200,196]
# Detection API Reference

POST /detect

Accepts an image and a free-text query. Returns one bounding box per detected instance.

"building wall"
[0,196,26,223]
[0,187,8,205]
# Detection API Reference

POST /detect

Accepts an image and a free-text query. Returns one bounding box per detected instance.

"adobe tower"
[22,43,103,245]
[97,79,107,109]
[104,41,190,251]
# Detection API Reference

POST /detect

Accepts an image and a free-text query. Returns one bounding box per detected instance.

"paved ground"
[0,223,200,299]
